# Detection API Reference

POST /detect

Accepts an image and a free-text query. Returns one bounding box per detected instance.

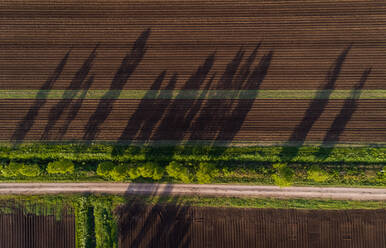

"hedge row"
[93,198,118,248]
[75,196,96,248]
[0,158,385,186]
[0,158,221,184]
[97,161,220,184]
[0,160,75,177]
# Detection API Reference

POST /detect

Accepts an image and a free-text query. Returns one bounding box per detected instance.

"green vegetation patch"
[0,144,385,163]
[0,89,385,99]
[0,144,384,187]
[132,195,386,210]
[0,194,73,219]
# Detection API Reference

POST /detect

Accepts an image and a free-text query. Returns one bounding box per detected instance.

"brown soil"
[0,207,75,248]
[117,205,386,248]
[0,0,385,143]
[1,99,385,142]
[1,1,386,90]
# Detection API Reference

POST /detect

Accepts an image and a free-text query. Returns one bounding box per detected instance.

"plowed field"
[1,99,385,143]
[117,205,386,248]
[0,0,385,144]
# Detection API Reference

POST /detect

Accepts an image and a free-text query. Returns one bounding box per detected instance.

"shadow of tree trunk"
[83,29,151,141]
[41,45,98,140]
[11,50,71,144]
[316,67,371,159]
[58,75,95,140]
[278,45,352,161]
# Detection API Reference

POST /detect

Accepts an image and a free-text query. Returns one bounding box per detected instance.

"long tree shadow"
[114,45,273,164]
[152,52,216,141]
[187,45,273,144]
[58,75,95,140]
[11,50,71,144]
[111,70,170,156]
[83,28,151,141]
[117,184,193,248]
[215,50,274,144]
[279,45,352,161]
[143,53,216,164]
[188,48,248,141]
[136,71,176,141]
[113,52,216,157]
[41,45,98,140]
[316,67,371,159]
[117,70,168,143]
[212,44,260,134]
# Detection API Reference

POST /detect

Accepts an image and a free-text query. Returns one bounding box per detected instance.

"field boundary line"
[0,89,385,99]
[1,140,385,147]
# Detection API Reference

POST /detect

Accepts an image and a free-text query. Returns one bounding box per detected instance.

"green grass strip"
[134,195,386,210]
[1,140,385,147]
[0,144,384,163]
[0,194,384,210]
[1,89,385,99]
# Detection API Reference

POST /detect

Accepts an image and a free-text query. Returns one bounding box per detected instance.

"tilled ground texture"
[0,0,385,144]
[117,206,386,248]
[0,206,75,248]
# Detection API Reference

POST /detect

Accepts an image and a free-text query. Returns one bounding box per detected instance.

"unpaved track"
[0,183,385,201]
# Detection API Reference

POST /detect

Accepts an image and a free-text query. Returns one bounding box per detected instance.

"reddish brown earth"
[0,0,385,143]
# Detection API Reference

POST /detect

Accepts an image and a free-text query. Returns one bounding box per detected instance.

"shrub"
[135,162,165,181]
[196,162,219,184]
[221,167,234,177]
[109,164,128,181]
[1,162,23,177]
[151,166,165,180]
[308,165,329,182]
[377,166,386,184]
[272,163,294,187]
[97,162,128,181]
[46,160,75,175]
[18,164,41,177]
[96,162,115,178]
[137,163,154,178]
[128,167,140,179]
[166,161,194,183]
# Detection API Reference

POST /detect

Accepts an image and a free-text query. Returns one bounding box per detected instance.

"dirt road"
[0,183,385,201]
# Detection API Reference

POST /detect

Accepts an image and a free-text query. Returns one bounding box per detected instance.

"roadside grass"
[0,194,73,220]
[0,144,384,163]
[133,195,386,210]
[1,193,384,211]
